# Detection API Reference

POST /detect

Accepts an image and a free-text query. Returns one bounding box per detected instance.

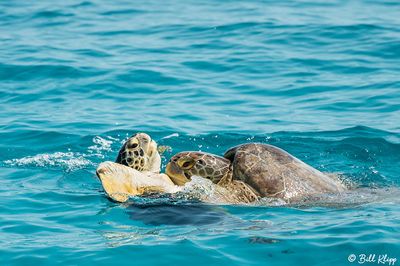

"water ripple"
[1,0,400,264]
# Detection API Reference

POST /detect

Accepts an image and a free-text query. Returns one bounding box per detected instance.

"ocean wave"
[1,0,400,264]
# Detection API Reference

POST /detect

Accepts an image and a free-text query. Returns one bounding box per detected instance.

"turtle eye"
[182,161,191,168]
[128,138,139,149]
[177,157,195,170]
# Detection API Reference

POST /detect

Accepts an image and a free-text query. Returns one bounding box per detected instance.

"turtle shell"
[224,143,345,202]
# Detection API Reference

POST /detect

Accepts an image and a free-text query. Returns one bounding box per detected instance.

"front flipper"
[229,180,261,203]
[96,161,181,202]
[157,145,172,155]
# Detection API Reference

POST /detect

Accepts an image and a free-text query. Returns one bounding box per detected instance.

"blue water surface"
[0,0,399,265]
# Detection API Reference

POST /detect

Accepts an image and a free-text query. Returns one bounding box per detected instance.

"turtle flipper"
[96,161,134,202]
[157,145,172,155]
[96,161,181,202]
[228,180,261,203]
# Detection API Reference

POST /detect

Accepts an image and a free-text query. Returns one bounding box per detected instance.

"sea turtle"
[96,133,180,202]
[96,133,261,203]
[96,134,346,204]
[165,143,346,203]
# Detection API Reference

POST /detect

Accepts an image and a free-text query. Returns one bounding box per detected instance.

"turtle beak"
[165,162,191,186]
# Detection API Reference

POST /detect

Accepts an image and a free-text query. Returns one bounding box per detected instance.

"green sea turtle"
[96,133,262,203]
[165,143,346,203]
[96,134,346,204]
[96,133,180,202]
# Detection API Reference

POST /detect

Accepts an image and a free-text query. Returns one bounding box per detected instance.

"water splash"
[88,136,114,158]
[4,152,92,171]
[2,135,119,171]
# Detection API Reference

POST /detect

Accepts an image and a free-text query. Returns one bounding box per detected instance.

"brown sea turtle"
[96,133,261,203]
[165,143,346,203]
[96,134,346,203]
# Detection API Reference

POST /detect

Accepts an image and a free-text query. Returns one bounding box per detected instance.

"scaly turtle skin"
[96,133,176,202]
[165,152,230,185]
[165,152,260,203]
[115,133,161,173]
[166,143,346,203]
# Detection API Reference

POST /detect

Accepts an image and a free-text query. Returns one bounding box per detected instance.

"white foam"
[4,152,92,171]
[88,136,113,158]
[161,133,179,139]
[3,135,121,172]
[182,176,216,195]
[167,176,218,202]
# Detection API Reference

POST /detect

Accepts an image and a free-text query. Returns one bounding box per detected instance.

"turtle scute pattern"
[224,143,295,199]
[167,150,263,203]
[224,143,345,202]
[170,152,231,183]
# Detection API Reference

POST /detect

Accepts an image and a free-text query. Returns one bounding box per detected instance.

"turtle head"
[165,152,231,186]
[116,133,161,173]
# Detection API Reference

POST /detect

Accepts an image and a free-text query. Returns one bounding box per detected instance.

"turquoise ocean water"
[1,0,399,265]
